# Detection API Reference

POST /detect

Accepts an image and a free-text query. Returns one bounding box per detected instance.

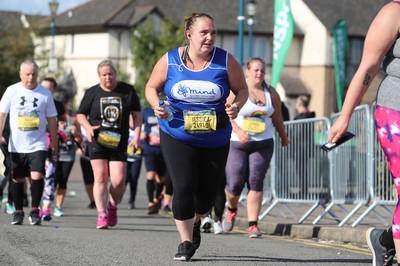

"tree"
[131,18,184,107]
[0,24,35,96]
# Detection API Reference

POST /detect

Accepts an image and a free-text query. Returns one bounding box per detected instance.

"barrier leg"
[298,201,319,224]
[381,205,394,217]
[371,209,390,226]
[338,202,364,227]
[259,200,279,220]
[351,201,377,227]
[313,202,335,225]
[327,209,341,224]
[282,203,296,219]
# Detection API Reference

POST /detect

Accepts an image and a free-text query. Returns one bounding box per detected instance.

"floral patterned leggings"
[42,158,56,205]
[375,105,400,239]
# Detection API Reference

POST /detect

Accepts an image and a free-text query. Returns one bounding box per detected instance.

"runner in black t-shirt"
[77,60,142,229]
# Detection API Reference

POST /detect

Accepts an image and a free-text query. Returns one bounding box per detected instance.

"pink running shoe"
[222,210,237,232]
[96,216,108,229]
[247,225,262,238]
[107,206,117,227]
[41,208,52,221]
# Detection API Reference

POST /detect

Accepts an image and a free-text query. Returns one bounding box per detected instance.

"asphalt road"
[0,162,373,266]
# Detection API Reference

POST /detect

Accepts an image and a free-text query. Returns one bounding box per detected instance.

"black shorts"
[10,151,47,178]
[88,141,127,161]
[143,149,166,176]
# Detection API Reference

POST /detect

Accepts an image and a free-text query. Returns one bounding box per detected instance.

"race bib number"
[183,109,217,134]
[100,97,122,128]
[127,146,141,160]
[242,117,266,135]
[97,130,121,149]
[127,145,134,156]
[18,111,40,131]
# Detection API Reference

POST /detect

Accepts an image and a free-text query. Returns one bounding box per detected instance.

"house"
[31,0,390,116]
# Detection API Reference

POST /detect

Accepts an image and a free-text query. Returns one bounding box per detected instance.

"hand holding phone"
[321,131,355,151]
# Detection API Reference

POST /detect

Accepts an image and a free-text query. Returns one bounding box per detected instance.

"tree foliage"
[0,24,35,96]
[131,18,184,107]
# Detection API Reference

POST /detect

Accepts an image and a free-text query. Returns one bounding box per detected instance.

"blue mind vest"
[158,47,232,148]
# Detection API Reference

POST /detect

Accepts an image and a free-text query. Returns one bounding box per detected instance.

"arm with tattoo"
[363,73,372,86]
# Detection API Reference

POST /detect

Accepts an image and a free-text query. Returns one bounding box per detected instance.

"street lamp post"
[237,0,245,66]
[247,0,257,59]
[49,0,59,73]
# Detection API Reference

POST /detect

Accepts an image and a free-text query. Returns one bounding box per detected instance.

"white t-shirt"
[0,82,57,153]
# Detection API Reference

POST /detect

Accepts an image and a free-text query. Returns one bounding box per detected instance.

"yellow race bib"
[18,115,40,131]
[242,117,266,135]
[183,109,217,134]
[97,130,121,149]
[127,145,134,156]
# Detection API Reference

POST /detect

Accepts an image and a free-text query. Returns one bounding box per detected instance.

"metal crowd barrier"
[350,104,396,227]
[259,117,331,223]
[312,105,370,226]
[249,103,396,227]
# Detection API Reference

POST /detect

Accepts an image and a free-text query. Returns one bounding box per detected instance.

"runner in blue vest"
[145,12,248,261]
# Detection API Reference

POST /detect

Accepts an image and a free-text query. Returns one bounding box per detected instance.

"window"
[346,38,363,86]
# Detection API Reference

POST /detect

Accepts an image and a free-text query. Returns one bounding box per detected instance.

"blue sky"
[0,0,88,15]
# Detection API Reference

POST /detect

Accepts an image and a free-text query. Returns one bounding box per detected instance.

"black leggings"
[164,170,173,196]
[160,130,229,220]
[213,173,226,222]
[80,157,94,185]
[55,161,74,190]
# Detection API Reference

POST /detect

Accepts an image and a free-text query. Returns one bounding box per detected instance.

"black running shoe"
[29,209,41,225]
[173,241,195,261]
[163,205,172,214]
[192,220,201,250]
[87,201,96,209]
[11,211,24,225]
[147,204,159,215]
[366,227,395,266]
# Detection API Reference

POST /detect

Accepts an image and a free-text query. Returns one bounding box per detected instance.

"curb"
[235,217,368,246]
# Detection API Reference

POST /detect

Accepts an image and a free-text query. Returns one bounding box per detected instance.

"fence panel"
[350,104,396,227]
[313,105,370,226]
[259,104,395,227]
[259,117,331,223]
